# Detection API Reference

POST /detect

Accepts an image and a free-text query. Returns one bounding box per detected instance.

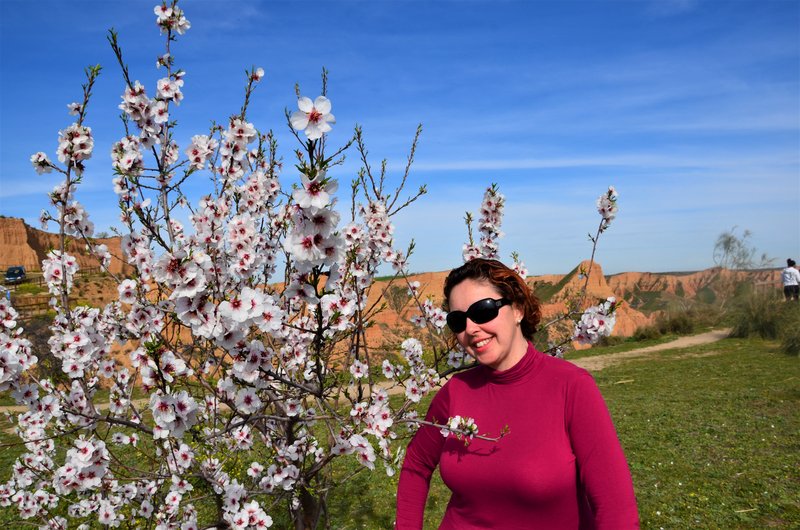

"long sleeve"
[567,371,640,529]
[395,384,450,529]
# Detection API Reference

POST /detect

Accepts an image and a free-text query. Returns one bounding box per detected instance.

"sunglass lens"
[446,312,467,333]
[446,298,505,333]
[470,300,499,324]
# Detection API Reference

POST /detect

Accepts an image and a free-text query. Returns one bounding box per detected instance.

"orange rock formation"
[0,217,131,276]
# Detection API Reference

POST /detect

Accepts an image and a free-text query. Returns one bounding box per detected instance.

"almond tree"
[1,2,618,528]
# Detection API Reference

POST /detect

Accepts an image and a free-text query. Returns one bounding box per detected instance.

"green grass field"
[2,336,798,528]
[326,336,800,528]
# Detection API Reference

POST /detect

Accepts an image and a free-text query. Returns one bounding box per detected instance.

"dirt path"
[0,329,731,416]
[569,328,731,371]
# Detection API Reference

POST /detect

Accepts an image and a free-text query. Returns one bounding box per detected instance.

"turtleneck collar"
[482,342,541,385]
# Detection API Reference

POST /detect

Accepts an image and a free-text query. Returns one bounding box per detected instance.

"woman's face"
[447,278,528,371]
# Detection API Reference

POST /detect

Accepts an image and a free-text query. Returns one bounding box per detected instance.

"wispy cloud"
[1,0,797,275]
[405,150,799,172]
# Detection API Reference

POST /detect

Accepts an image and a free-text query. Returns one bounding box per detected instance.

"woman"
[781,258,800,301]
[395,258,639,529]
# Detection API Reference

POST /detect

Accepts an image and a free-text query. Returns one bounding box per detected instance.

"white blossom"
[290,96,335,140]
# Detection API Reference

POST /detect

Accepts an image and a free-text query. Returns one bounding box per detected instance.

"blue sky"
[1,0,798,275]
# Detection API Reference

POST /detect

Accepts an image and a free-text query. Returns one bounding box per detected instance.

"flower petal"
[305,125,323,140]
[314,96,331,114]
[290,111,309,130]
[324,113,336,124]
[297,96,313,112]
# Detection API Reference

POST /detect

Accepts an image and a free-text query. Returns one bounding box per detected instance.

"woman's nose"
[464,317,480,334]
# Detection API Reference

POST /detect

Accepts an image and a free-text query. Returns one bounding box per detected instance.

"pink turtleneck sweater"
[395,343,639,529]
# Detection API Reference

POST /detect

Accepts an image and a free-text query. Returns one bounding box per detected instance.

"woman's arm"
[395,385,450,529]
[567,370,640,530]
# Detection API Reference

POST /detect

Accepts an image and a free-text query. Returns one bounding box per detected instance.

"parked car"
[4,266,26,284]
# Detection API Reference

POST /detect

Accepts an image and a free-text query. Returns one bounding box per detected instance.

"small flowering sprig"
[572,296,618,345]
[463,183,505,261]
[445,345,467,369]
[399,416,509,447]
[155,2,191,35]
[30,64,102,316]
[579,185,619,302]
[540,186,620,351]
[30,65,100,181]
[537,187,620,355]
[510,251,528,280]
[596,185,618,233]
[440,415,479,442]
[409,298,447,331]
[30,152,53,175]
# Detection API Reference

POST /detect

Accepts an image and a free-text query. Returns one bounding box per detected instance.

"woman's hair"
[788,258,796,267]
[443,258,541,341]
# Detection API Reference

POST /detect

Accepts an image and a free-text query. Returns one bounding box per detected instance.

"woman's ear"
[512,304,524,324]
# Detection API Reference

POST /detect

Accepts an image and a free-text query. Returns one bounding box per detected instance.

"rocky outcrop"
[606,267,781,304]
[0,217,41,272]
[7,216,776,345]
[366,261,651,345]
[0,217,131,276]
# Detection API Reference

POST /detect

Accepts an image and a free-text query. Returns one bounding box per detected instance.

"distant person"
[395,258,639,529]
[782,258,800,301]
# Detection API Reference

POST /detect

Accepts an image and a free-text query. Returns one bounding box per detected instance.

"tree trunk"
[292,486,325,530]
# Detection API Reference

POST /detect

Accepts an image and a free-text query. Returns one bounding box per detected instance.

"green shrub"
[658,311,694,335]
[15,283,46,295]
[532,280,556,302]
[729,293,785,340]
[632,324,663,341]
[781,326,800,356]
[385,284,411,313]
[778,304,800,356]
[733,279,755,299]
[728,292,800,355]
[631,305,720,342]
[595,335,626,347]
[629,289,669,312]
[695,286,717,305]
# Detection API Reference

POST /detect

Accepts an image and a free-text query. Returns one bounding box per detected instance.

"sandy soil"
[569,328,731,371]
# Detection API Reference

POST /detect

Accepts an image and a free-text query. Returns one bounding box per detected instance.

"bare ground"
[569,328,731,371]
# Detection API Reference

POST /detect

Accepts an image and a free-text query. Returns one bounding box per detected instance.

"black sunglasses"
[446,298,511,333]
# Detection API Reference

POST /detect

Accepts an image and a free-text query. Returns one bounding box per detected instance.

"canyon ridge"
[1,216,782,347]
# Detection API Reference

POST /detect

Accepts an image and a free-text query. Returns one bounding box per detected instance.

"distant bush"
[15,283,46,295]
[728,293,800,355]
[632,305,721,341]
[532,280,557,302]
[729,293,784,340]
[733,280,755,299]
[385,284,411,313]
[595,335,626,347]
[662,311,694,335]
[629,289,670,312]
[632,325,663,341]
[781,326,800,356]
[695,286,717,305]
